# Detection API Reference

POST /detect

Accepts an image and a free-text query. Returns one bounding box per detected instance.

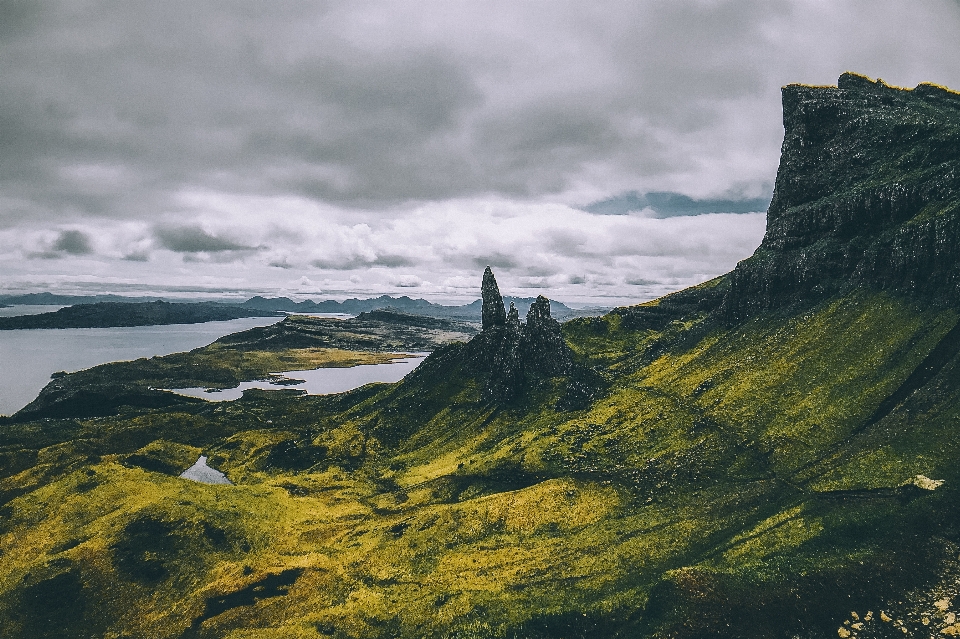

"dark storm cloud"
[0,0,42,39]
[3,0,959,223]
[0,0,788,223]
[154,226,253,253]
[471,254,520,270]
[311,254,417,271]
[53,230,93,255]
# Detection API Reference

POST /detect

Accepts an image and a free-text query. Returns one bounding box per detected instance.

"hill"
[2,73,960,638]
[0,300,279,330]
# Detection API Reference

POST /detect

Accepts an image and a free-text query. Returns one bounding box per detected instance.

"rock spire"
[481,266,507,330]
[468,269,589,405]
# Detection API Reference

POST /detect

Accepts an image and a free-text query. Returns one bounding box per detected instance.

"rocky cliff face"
[722,72,960,321]
[481,266,508,330]
[466,268,578,403]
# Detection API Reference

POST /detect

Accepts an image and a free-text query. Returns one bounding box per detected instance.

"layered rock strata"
[721,72,960,321]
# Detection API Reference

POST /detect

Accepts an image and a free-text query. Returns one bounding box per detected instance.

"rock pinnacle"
[481,266,507,330]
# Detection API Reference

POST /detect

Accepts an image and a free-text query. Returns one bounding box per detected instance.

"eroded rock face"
[481,266,507,330]
[722,72,960,321]
[522,296,572,378]
[469,272,576,402]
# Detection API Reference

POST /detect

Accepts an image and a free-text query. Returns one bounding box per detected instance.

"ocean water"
[167,354,427,402]
[0,313,282,416]
[0,304,68,317]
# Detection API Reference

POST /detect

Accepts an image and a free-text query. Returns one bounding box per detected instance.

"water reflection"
[168,354,427,402]
[179,455,233,485]
[0,316,282,416]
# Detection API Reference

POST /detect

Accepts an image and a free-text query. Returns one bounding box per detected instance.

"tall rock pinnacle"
[481,266,507,330]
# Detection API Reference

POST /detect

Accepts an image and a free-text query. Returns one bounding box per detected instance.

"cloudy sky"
[2,0,959,305]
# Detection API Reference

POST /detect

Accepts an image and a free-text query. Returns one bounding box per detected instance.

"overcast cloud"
[2,0,959,304]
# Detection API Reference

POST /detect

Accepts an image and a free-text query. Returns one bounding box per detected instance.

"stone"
[506,302,520,331]
[522,296,571,377]
[481,266,507,330]
[721,73,960,322]
[906,475,945,491]
[467,270,586,404]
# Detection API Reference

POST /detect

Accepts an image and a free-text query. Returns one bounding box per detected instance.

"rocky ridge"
[721,72,960,320]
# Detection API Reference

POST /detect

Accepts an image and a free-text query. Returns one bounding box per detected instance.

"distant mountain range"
[0,293,601,322]
[239,295,591,321]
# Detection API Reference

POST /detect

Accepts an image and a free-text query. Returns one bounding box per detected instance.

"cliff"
[722,72,960,320]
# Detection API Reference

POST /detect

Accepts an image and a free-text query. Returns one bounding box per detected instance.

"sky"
[2,0,959,306]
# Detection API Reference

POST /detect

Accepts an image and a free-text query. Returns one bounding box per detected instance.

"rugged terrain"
[2,73,960,638]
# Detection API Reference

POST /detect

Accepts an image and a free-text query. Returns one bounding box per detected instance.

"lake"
[167,354,428,402]
[0,312,283,416]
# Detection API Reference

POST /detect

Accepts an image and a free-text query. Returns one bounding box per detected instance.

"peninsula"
[0,300,279,330]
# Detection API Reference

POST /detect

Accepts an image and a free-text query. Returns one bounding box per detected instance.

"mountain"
[0,300,279,330]
[240,294,590,321]
[0,292,166,305]
[2,73,960,638]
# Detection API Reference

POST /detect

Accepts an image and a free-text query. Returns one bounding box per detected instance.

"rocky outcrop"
[467,268,586,404]
[481,266,508,329]
[522,296,572,377]
[721,72,960,321]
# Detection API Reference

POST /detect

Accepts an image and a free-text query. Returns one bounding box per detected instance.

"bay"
[0,316,282,416]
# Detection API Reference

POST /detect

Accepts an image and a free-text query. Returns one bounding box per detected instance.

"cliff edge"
[722,72,960,320]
